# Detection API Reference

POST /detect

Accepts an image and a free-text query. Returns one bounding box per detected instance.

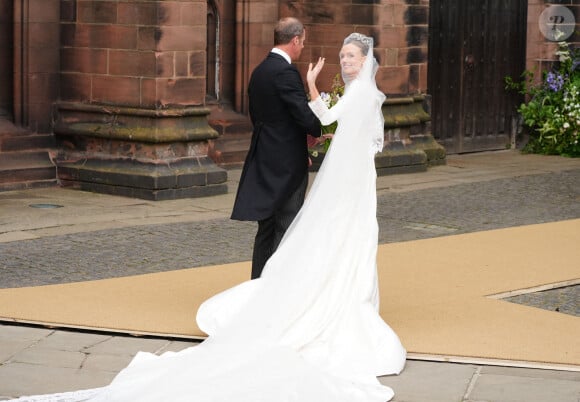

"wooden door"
[428,0,527,153]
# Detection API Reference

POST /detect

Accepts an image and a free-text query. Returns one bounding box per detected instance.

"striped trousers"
[251,174,308,279]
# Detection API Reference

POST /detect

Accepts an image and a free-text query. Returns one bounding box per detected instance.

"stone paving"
[505,285,579,317]
[0,150,579,401]
[1,169,579,289]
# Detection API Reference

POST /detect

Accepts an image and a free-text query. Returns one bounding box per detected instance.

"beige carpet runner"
[0,219,578,370]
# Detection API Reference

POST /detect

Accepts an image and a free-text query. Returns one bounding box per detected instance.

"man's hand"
[306,134,319,148]
[320,133,334,143]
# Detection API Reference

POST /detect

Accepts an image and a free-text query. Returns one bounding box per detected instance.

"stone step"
[209,132,251,169]
[213,132,251,152]
[0,119,58,191]
[0,150,54,169]
[0,172,57,191]
[206,105,252,168]
[207,105,252,134]
[209,118,253,137]
[0,151,56,189]
[0,132,56,152]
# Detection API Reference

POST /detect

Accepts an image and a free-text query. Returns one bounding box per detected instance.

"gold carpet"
[0,220,578,370]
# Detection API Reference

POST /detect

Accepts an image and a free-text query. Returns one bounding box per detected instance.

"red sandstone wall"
[13,0,60,132]
[526,1,580,82]
[378,0,429,95]
[233,0,279,113]
[60,0,208,109]
[280,0,429,97]
[13,0,579,135]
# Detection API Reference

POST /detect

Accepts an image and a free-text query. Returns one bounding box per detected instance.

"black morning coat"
[231,52,321,221]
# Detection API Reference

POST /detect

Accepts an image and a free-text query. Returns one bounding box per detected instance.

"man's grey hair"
[274,18,304,45]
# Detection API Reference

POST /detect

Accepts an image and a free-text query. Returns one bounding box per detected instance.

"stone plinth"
[379,94,446,175]
[54,102,227,201]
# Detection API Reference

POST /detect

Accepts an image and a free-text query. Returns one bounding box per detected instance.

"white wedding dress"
[10,34,406,402]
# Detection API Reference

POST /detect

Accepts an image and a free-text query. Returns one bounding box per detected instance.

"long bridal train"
[10,33,406,402]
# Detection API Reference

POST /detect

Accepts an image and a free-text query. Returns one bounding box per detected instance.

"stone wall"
[282,0,429,97]
[14,0,576,193]
[53,1,227,200]
[59,0,207,108]
[13,0,60,132]
[526,1,580,82]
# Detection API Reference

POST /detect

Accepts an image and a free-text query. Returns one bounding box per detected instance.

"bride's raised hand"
[307,57,325,85]
[307,57,324,101]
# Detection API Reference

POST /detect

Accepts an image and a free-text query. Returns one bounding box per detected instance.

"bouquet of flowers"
[307,74,344,157]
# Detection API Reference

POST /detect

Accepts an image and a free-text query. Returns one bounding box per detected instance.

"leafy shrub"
[506,40,580,157]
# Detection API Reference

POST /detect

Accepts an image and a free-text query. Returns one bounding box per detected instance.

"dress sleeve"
[308,97,342,127]
[310,81,385,155]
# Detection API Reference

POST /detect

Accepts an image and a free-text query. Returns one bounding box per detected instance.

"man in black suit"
[231,17,321,279]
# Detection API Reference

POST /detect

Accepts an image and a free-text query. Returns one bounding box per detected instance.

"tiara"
[343,33,373,48]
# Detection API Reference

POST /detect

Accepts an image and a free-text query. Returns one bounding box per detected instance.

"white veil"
[313,32,385,154]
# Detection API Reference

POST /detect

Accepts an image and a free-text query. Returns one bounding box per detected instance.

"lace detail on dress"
[308,97,331,125]
[372,95,385,154]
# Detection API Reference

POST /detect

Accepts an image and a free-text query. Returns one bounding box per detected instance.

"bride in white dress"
[11,32,406,402]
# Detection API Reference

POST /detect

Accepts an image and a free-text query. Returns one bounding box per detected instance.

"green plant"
[505,40,580,157]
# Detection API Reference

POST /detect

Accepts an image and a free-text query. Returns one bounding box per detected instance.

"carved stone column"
[54,0,227,200]
[377,94,445,175]
[54,102,226,200]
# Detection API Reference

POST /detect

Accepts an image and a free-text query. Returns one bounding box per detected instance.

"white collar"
[271,48,291,64]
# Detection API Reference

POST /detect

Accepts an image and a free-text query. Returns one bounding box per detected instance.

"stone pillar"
[235,0,279,114]
[377,0,444,171]
[54,0,227,200]
[13,0,60,132]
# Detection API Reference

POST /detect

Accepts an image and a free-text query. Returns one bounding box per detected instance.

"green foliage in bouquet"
[308,74,344,157]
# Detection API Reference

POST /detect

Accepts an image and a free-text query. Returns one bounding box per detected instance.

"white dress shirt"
[271,47,291,64]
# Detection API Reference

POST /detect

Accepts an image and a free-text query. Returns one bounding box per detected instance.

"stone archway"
[206,0,236,108]
[205,0,255,168]
[206,1,219,101]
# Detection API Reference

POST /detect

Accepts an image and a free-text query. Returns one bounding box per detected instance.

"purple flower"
[545,71,564,92]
